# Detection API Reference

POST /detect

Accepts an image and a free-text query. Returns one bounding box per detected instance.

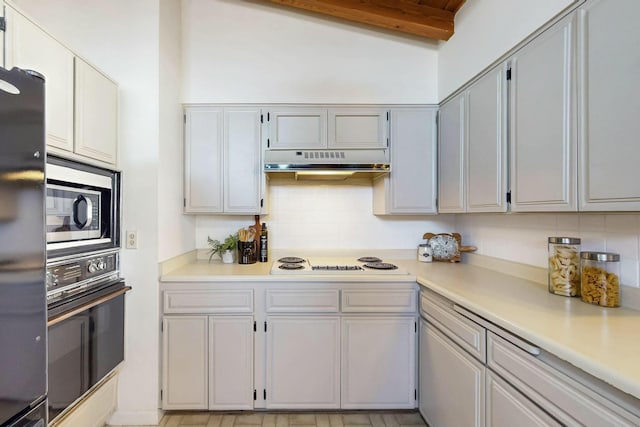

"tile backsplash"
[195,182,455,251]
[194,183,640,289]
[456,213,640,288]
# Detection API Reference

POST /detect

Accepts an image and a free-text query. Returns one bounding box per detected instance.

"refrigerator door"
[0,67,47,426]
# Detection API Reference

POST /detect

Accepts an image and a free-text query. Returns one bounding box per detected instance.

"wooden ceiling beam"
[265,0,456,40]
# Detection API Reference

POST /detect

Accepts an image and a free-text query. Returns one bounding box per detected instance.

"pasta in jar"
[548,237,581,297]
[580,252,621,308]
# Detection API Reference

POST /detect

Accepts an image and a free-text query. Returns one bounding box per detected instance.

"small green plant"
[208,234,239,262]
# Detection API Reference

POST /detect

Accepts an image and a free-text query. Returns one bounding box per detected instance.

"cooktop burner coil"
[279,263,305,270]
[357,256,382,263]
[277,257,306,264]
[363,262,399,270]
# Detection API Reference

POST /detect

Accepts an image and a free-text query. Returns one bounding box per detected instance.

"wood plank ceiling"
[263,0,466,40]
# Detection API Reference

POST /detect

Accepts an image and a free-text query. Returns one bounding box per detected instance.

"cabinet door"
[74,58,118,164]
[267,108,327,149]
[438,94,466,213]
[419,319,485,427]
[184,107,223,213]
[266,316,340,409]
[224,108,262,213]
[486,371,562,427]
[162,316,208,409]
[5,7,74,152]
[510,13,577,212]
[373,108,437,215]
[578,0,640,210]
[467,66,508,212]
[342,317,416,409]
[328,108,388,149]
[208,316,254,410]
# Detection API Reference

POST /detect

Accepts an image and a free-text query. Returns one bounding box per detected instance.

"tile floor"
[110,411,428,427]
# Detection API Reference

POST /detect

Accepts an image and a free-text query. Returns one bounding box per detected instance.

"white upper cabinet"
[266,107,389,150]
[578,0,640,211]
[266,108,327,149]
[466,65,508,212]
[224,107,263,213]
[4,6,75,152]
[184,107,224,213]
[328,108,388,149]
[438,93,466,213]
[509,13,577,212]
[373,108,437,215]
[184,106,264,214]
[74,58,118,164]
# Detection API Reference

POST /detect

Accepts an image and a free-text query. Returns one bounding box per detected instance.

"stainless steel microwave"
[46,156,120,259]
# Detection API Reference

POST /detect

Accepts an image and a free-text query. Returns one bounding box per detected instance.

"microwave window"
[46,187,101,234]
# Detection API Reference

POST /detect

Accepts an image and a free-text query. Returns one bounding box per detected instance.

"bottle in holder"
[548,237,581,296]
[580,252,620,307]
[259,223,268,262]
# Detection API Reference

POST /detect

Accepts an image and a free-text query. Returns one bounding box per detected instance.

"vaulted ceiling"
[262,0,466,41]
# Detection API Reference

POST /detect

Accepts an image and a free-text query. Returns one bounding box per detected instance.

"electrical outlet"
[126,230,138,249]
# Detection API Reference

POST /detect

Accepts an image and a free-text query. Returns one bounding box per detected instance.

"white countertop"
[160,254,640,401]
[410,261,640,402]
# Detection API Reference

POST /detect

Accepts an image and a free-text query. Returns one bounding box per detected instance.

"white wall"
[196,182,455,251]
[181,0,439,104]
[10,0,163,424]
[159,0,194,261]
[438,0,576,100]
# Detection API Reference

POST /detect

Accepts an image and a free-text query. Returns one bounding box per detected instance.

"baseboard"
[51,374,118,427]
[107,409,163,426]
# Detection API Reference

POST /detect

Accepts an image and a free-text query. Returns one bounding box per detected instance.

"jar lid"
[548,237,581,244]
[580,251,620,262]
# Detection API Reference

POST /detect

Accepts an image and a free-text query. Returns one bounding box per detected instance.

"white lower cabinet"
[162,316,209,410]
[208,316,254,409]
[419,318,485,427]
[162,315,254,410]
[341,317,416,409]
[266,316,341,409]
[486,371,561,427]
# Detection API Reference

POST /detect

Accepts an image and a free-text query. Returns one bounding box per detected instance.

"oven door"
[46,156,121,259]
[46,281,130,423]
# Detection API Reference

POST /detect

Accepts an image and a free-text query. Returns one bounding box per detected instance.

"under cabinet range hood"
[264,149,390,180]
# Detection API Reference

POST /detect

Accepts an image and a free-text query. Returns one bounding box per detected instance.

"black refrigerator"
[0,67,48,426]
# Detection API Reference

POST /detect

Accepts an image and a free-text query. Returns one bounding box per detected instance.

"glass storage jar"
[548,237,581,296]
[580,252,621,307]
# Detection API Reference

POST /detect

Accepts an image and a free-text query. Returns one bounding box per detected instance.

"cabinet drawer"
[487,332,640,427]
[266,289,339,313]
[420,291,486,362]
[341,289,416,313]
[163,290,253,314]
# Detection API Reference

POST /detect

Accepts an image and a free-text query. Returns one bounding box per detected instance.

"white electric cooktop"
[270,256,409,275]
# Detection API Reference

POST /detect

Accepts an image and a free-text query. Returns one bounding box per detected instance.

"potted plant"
[208,234,238,264]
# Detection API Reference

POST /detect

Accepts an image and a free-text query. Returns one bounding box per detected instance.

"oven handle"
[48,285,131,327]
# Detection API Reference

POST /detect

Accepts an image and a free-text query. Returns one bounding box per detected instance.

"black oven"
[46,253,130,424]
[46,156,120,260]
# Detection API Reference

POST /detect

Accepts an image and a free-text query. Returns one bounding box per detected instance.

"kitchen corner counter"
[409,261,640,402]
[159,253,640,401]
